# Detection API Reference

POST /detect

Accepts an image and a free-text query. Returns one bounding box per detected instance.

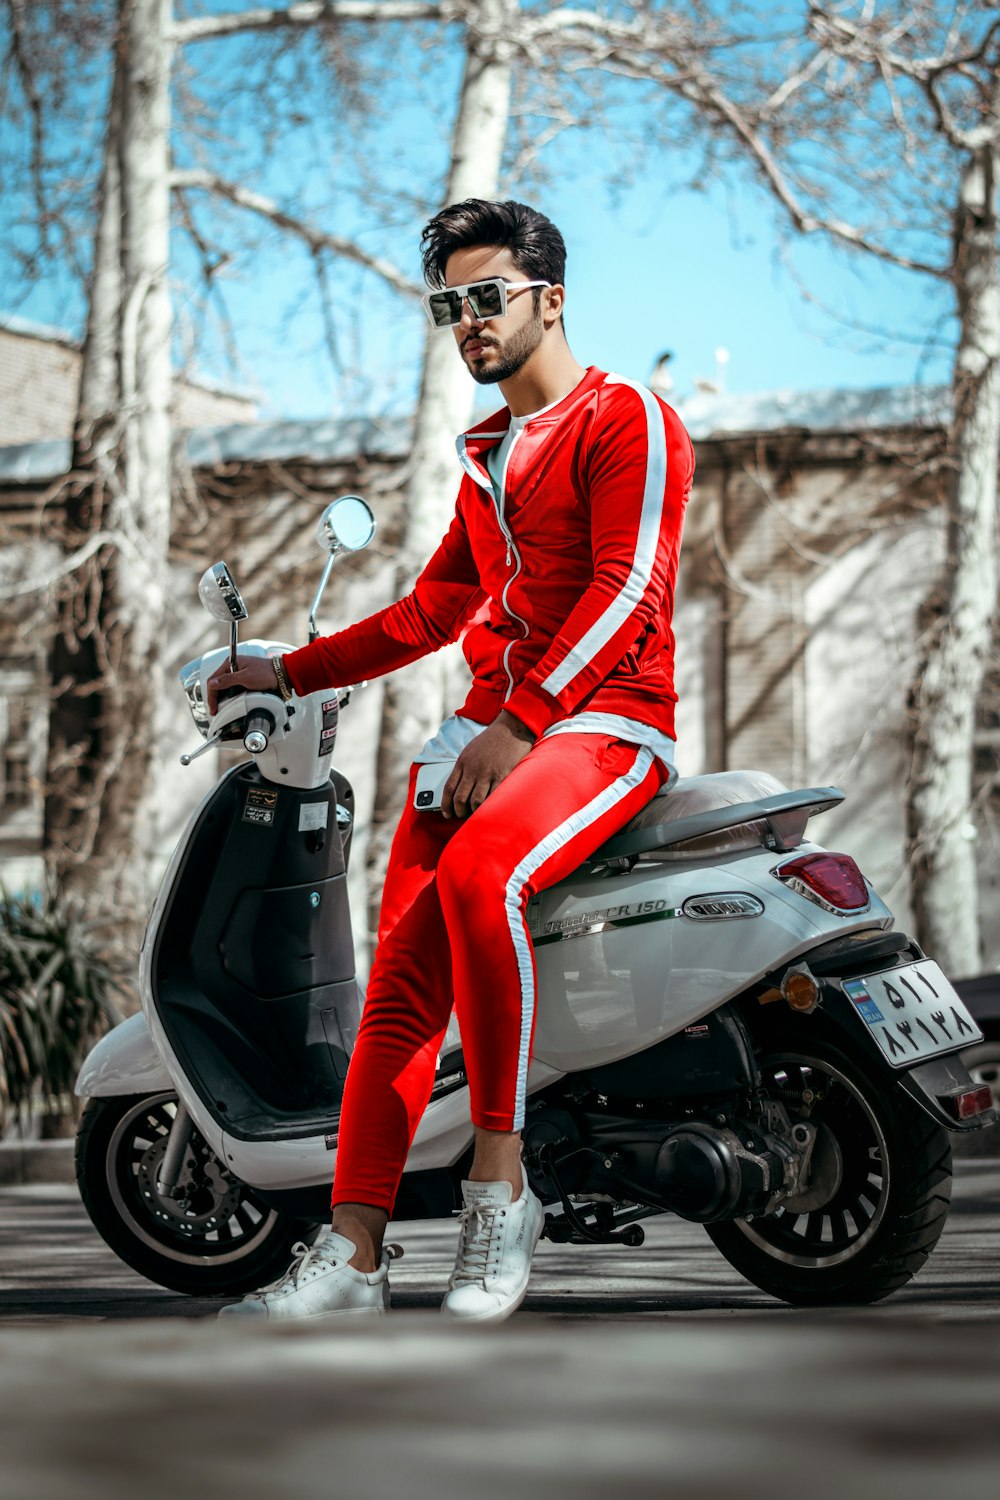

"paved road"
[1,1162,998,1500]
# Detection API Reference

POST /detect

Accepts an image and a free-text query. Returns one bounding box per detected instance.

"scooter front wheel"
[76,1091,318,1296]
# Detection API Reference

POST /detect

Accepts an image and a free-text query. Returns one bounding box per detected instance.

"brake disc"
[137,1134,242,1236]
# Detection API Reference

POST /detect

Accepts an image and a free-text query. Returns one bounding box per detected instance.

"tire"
[76,1092,318,1296]
[705,1024,952,1306]
[952,1035,1000,1158]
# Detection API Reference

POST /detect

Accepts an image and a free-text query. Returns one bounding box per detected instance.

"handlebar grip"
[243,708,276,754]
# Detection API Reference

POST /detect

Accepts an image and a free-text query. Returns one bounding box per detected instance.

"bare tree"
[29,0,980,975]
[0,4,809,955]
[171,1,709,935]
[41,0,173,910]
[362,0,516,933]
[526,1,998,975]
[687,3,999,978]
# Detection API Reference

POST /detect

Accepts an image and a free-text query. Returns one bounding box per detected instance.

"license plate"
[842,959,982,1067]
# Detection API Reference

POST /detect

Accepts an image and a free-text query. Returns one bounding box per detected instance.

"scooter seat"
[606,769,787,857]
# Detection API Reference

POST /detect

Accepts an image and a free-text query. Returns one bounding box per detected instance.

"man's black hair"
[420,198,567,291]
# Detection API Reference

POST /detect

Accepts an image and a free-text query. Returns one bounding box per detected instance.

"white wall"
[802,518,941,939]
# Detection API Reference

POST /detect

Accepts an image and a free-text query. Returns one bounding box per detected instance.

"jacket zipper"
[491,431,531,700]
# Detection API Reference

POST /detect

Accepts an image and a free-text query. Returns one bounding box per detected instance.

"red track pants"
[331,733,667,1213]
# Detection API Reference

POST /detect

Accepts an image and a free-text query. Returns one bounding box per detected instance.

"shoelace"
[254,1239,404,1299]
[258,1239,336,1296]
[450,1203,507,1287]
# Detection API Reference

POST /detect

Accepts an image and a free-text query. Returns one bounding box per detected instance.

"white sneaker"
[440,1166,543,1324]
[218,1231,402,1321]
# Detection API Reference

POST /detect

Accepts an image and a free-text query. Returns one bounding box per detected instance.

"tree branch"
[923,69,970,152]
[817,7,1000,84]
[645,54,949,276]
[170,1,446,46]
[581,39,949,277]
[811,6,1000,153]
[169,169,422,296]
[2,530,126,599]
[517,6,946,275]
[173,187,241,379]
[525,7,643,43]
[5,0,48,230]
[758,46,830,122]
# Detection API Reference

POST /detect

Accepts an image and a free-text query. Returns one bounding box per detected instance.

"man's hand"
[441,710,535,819]
[206,655,281,715]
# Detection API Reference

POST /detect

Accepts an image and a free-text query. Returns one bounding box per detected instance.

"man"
[208,198,694,1323]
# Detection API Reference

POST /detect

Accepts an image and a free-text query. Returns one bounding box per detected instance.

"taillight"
[942,1085,995,1122]
[773,852,869,912]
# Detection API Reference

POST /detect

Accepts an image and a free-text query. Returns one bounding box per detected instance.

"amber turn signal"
[781,971,820,1012]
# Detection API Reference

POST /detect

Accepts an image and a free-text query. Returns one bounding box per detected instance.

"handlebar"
[243,708,276,754]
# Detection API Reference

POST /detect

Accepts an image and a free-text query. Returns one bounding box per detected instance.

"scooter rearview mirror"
[198,562,249,673]
[316,495,376,555]
[309,496,377,643]
[198,563,249,624]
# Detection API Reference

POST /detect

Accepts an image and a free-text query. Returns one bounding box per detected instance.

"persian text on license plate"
[842,959,982,1067]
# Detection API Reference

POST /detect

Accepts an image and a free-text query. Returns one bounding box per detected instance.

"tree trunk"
[43,21,125,891]
[905,143,999,978]
[42,0,173,917]
[364,0,515,945]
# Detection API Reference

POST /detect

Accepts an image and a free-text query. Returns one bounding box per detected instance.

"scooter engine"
[524,1094,794,1229]
[652,1122,784,1223]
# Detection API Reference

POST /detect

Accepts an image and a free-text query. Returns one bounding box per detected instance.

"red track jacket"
[284,366,695,741]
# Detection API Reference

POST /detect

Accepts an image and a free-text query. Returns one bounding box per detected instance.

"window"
[0,663,45,831]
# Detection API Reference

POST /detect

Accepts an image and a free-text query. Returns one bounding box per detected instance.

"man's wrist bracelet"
[272,656,294,702]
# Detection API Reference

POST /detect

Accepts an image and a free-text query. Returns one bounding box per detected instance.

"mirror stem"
[229,622,239,673]
[308,551,337,643]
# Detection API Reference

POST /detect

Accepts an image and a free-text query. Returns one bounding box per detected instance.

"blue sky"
[167,167,953,422]
[1,3,957,422]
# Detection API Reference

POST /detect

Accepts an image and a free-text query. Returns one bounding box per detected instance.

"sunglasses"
[422,277,552,328]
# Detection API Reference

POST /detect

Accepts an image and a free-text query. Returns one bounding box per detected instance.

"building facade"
[1,382,997,968]
[0,314,259,447]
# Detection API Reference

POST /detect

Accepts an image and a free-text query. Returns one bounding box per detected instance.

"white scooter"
[75,495,996,1307]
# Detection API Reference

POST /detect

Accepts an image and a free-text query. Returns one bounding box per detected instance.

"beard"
[466,309,544,385]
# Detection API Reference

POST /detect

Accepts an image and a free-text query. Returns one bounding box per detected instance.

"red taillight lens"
[774,852,869,911]
[945,1085,995,1121]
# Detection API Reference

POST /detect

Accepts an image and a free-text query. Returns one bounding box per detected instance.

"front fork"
[155,1103,195,1200]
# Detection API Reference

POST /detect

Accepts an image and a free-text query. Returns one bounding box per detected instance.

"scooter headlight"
[179,657,211,738]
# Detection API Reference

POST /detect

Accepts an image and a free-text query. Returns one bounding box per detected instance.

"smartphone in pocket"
[413,759,458,812]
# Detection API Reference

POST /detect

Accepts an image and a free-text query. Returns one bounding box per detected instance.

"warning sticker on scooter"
[298,801,329,832]
[243,786,278,827]
[318,699,339,757]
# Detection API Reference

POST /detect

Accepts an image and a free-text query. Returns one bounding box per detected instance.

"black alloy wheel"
[706,1025,952,1305]
[76,1091,317,1296]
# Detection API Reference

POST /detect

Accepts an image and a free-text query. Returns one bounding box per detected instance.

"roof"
[0,384,950,486]
[0,311,80,350]
[0,416,410,486]
[0,438,73,485]
[186,415,407,468]
[0,310,260,407]
[671,384,950,439]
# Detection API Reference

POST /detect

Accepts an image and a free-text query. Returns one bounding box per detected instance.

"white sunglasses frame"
[421,277,552,328]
